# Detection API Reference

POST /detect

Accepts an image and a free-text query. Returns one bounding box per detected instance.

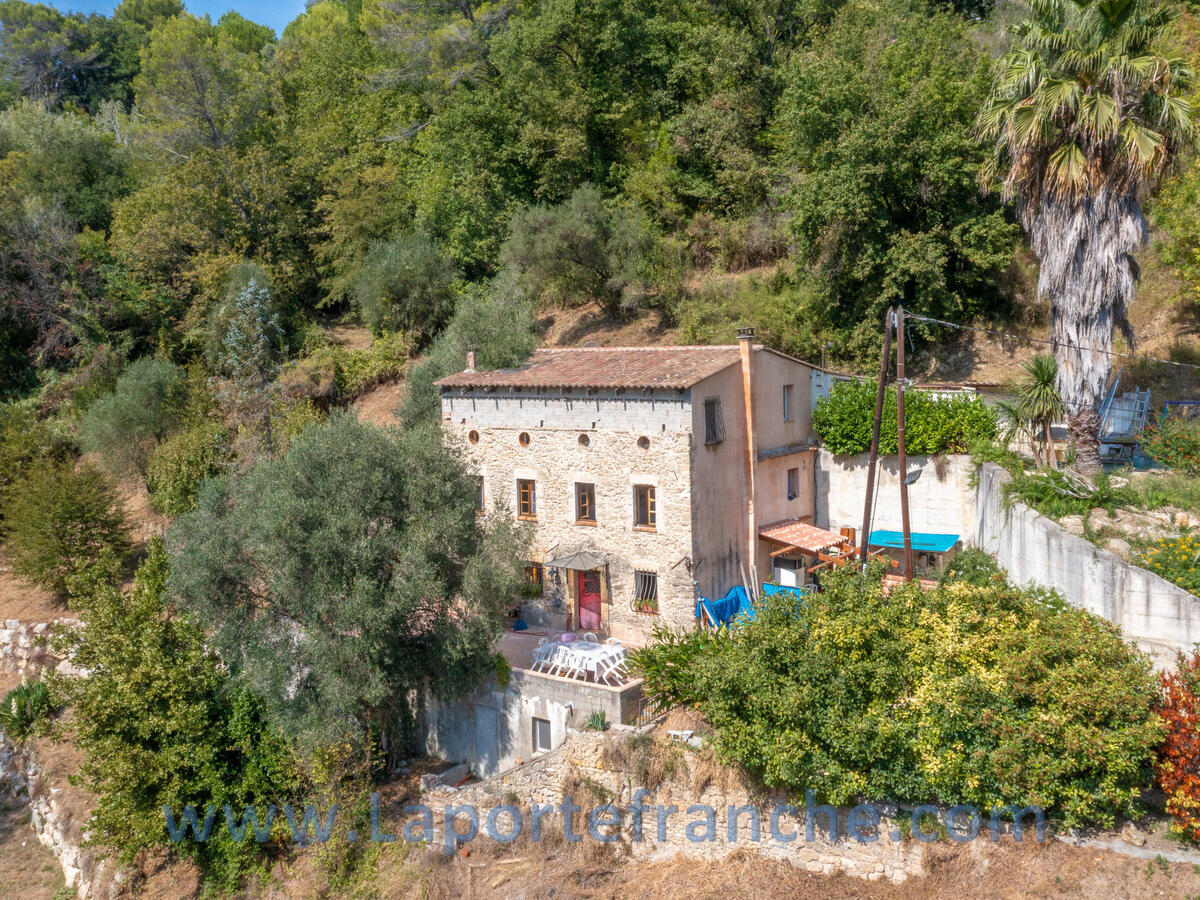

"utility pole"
[859,308,893,563]
[895,305,914,581]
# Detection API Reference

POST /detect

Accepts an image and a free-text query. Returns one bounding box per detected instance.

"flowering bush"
[1138,536,1200,596]
[1143,417,1200,475]
[1156,651,1200,843]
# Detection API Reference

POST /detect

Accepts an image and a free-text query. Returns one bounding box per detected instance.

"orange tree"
[1157,650,1200,842]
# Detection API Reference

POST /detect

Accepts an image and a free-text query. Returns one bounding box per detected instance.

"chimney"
[738,327,758,578]
[465,349,477,373]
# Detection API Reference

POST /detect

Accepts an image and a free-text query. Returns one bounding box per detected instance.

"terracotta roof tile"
[759,520,848,555]
[435,346,744,390]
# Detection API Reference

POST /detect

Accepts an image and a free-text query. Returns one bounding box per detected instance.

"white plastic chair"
[529,637,550,670]
[597,648,627,685]
[582,631,598,644]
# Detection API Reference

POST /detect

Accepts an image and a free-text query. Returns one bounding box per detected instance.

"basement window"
[533,717,552,754]
[704,397,726,445]
[634,571,659,614]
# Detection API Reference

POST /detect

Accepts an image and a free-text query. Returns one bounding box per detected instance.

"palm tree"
[978,0,1194,473]
[1016,353,1066,468]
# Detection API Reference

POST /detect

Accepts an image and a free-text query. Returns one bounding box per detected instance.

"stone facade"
[447,405,696,641]
[438,340,825,645]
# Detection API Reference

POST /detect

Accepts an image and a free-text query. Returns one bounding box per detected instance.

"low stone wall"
[815,451,976,541]
[424,727,927,883]
[974,462,1200,662]
[0,618,82,678]
[0,732,121,899]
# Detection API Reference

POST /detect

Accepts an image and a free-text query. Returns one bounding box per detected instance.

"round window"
[519,432,531,446]
[468,430,480,444]
[578,433,590,447]
[637,436,650,450]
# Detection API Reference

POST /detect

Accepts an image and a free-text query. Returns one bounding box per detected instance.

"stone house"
[436,329,834,645]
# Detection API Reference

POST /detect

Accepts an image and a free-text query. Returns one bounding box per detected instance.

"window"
[518,432,531,446]
[518,479,537,519]
[703,397,726,444]
[522,562,544,596]
[634,485,656,530]
[532,717,552,753]
[783,384,794,422]
[787,467,800,501]
[468,429,480,444]
[575,482,596,524]
[634,570,659,614]
[474,476,485,514]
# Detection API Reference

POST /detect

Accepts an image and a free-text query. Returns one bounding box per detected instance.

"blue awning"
[868,530,959,554]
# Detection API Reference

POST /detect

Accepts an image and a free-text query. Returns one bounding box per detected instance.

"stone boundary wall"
[0,732,122,899]
[0,618,81,678]
[424,727,927,883]
[815,451,976,541]
[973,462,1200,662]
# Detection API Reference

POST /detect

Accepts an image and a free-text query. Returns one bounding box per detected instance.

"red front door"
[578,570,602,631]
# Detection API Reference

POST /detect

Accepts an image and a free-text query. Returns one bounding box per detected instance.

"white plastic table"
[544,640,624,679]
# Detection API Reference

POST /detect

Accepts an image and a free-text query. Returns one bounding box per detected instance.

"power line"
[904,312,1200,374]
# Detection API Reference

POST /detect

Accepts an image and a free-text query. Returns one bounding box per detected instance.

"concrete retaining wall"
[423,669,642,779]
[974,462,1200,662]
[815,451,976,540]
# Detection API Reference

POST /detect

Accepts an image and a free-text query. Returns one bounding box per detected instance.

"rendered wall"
[974,462,1200,664]
[814,451,977,541]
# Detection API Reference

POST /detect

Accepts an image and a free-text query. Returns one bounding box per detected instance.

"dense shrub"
[1143,417,1200,476]
[1157,650,1200,843]
[1138,536,1200,597]
[145,421,231,516]
[813,379,997,455]
[1003,467,1136,520]
[938,547,1005,587]
[630,564,1162,828]
[54,543,301,891]
[0,402,66,522]
[0,680,55,740]
[354,231,460,344]
[77,357,187,475]
[4,460,130,598]
[281,331,412,404]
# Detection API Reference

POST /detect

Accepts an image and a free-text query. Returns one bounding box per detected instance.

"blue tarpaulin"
[696,583,813,628]
[868,530,959,554]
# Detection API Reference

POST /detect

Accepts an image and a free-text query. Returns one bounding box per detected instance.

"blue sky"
[63,1,308,36]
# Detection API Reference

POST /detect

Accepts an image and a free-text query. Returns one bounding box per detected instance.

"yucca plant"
[0,680,55,741]
[978,0,1195,473]
[1017,354,1066,468]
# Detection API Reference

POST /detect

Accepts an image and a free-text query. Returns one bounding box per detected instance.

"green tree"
[772,0,1017,363]
[978,0,1195,473]
[4,459,130,598]
[55,542,300,890]
[353,230,460,344]
[167,413,529,749]
[77,356,187,476]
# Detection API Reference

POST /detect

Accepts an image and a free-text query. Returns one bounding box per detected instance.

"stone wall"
[0,732,121,899]
[815,451,976,541]
[423,727,927,883]
[423,668,642,779]
[0,618,81,677]
[447,413,696,642]
[974,462,1200,664]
